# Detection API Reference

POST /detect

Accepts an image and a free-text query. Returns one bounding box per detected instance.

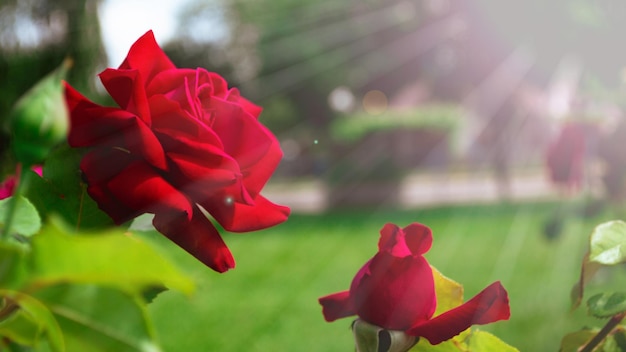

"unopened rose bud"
[7,58,72,166]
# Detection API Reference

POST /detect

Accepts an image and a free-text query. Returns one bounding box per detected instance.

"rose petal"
[378,223,433,259]
[201,194,290,232]
[99,68,151,124]
[167,151,238,186]
[403,223,433,256]
[65,83,167,170]
[106,161,193,220]
[153,206,235,272]
[0,176,16,200]
[65,83,128,147]
[319,291,355,322]
[149,95,207,140]
[351,254,436,330]
[210,98,283,197]
[79,148,138,223]
[378,223,412,257]
[118,30,176,84]
[81,148,135,186]
[407,281,510,345]
[225,88,263,118]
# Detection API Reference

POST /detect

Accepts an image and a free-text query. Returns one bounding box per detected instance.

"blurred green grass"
[139,201,626,352]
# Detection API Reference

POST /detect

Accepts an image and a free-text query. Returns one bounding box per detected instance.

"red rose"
[319,223,510,345]
[64,31,290,272]
[546,122,586,189]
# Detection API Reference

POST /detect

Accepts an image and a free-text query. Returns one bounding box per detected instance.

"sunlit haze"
[100,0,188,66]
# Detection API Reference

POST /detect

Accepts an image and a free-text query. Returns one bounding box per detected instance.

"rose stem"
[1,164,27,240]
[580,312,626,352]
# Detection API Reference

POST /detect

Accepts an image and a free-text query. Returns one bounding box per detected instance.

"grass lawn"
[141,201,626,352]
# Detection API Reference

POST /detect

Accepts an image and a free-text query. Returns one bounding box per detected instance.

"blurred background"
[3,0,626,211]
[3,0,626,351]
[0,0,626,211]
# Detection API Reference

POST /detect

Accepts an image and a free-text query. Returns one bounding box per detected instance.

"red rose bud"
[319,223,511,346]
[8,59,71,166]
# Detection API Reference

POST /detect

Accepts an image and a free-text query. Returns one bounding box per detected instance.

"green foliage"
[587,292,626,319]
[0,242,27,289]
[0,195,41,238]
[25,145,114,230]
[561,326,626,352]
[565,220,626,351]
[34,284,160,352]
[572,220,626,309]
[589,221,626,265]
[27,219,194,296]
[411,329,518,351]
[466,330,519,352]
[431,267,463,317]
[0,215,193,351]
[0,290,64,352]
[560,329,598,352]
[331,104,462,142]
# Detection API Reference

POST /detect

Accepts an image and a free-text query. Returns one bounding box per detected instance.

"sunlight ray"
[242,9,460,98]
[488,207,533,283]
[261,1,419,70]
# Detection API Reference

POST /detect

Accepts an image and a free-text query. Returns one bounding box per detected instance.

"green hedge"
[330,104,463,142]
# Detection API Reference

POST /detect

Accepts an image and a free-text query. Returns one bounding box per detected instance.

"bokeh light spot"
[362,90,388,115]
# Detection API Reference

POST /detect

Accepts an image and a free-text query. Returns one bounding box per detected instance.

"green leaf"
[411,337,465,351]
[589,220,626,265]
[0,305,41,346]
[0,195,41,237]
[431,266,464,316]
[34,284,160,352]
[0,290,64,352]
[560,328,597,352]
[466,330,519,352]
[26,219,194,296]
[587,292,626,319]
[410,329,519,352]
[571,221,626,310]
[0,242,27,289]
[24,145,114,230]
[559,327,626,352]
[571,252,602,310]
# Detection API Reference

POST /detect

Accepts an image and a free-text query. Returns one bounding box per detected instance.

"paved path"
[264,170,560,213]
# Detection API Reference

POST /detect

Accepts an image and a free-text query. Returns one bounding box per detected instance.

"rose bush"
[319,222,510,345]
[64,30,290,272]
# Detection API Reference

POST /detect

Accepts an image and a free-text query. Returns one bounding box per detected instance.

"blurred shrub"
[330,103,463,142]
